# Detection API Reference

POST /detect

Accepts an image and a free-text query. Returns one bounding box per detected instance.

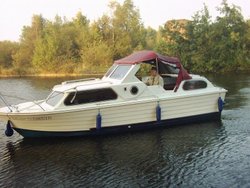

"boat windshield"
[46,91,64,107]
[109,65,132,80]
[103,64,117,78]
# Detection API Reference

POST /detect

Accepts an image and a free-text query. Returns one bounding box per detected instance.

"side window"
[64,88,117,105]
[183,80,207,90]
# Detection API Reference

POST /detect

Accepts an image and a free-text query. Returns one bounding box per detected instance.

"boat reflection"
[4,121,227,187]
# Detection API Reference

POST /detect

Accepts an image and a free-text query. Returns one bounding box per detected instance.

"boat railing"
[32,101,46,111]
[11,101,46,113]
[0,93,13,112]
[0,93,46,112]
[62,78,98,85]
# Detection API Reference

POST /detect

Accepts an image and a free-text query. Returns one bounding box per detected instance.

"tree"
[31,12,90,73]
[144,27,157,50]
[0,41,19,69]
[12,14,45,74]
[109,0,145,59]
[157,19,191,70]
[1,0,249,75]
[186,4,212,72]
[158,0,250,73]
[211,0,247,71]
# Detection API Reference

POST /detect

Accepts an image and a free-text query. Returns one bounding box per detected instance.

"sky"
[0,0,250,41]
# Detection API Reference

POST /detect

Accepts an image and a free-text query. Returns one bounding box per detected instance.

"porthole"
[130,86,138,95]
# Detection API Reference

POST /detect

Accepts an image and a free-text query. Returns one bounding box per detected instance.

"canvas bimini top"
[115,50,180,65]
[115,50,191,91]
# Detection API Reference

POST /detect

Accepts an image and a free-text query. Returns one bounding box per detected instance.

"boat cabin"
[44,51,212,109]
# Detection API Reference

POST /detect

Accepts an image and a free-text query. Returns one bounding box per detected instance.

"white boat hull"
[1,92,226,138]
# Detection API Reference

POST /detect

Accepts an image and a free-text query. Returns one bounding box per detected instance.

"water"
[0,75,250,187]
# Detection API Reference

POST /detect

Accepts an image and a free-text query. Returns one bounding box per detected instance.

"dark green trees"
[0,41,19,70]
[0,0,249,75]
[158,0,250,73]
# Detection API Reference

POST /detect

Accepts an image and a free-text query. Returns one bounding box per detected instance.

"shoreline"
[0,73,105,78]
[1,69,250,78]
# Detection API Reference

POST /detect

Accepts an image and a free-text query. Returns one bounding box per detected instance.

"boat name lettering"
[12,116,52,121]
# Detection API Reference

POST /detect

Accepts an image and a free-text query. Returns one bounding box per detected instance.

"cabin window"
[183,80,207,90]
[163,76,177,90]
[46,91,64,106]
[109,65,131,80]
[64,88,117,105]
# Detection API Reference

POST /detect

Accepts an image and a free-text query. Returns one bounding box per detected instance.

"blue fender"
[5,121,14,137]
[218,97,224,112]
[96,112,102,130]
[156,103,161,122]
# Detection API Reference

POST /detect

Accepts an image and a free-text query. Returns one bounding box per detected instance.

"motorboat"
[0,51,227,138]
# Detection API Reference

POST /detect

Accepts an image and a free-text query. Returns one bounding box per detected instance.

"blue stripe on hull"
[13,112,221,138]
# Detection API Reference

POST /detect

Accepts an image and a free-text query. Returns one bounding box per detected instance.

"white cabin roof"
[53,79,113,93]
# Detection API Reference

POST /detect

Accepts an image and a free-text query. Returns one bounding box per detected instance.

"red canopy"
[115,50,180,66]
[115,50,191,91]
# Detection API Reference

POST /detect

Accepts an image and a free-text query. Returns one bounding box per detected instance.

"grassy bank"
[0,67,105,78]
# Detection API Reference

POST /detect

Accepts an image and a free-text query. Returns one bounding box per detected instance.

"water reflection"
[3,122,226,187]
[206,73,250,109]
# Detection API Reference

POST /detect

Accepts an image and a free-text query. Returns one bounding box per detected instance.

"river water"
[0,74,249,187]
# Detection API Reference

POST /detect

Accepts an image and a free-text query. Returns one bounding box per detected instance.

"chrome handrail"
[0,93,12,112]
[62,78,98,85]
[0,93,46,112]
[32,100,46,111]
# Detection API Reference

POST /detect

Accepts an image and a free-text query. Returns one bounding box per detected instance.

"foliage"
[0,0,249,75]
[158,0,250,73]
[0,41,19,68]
